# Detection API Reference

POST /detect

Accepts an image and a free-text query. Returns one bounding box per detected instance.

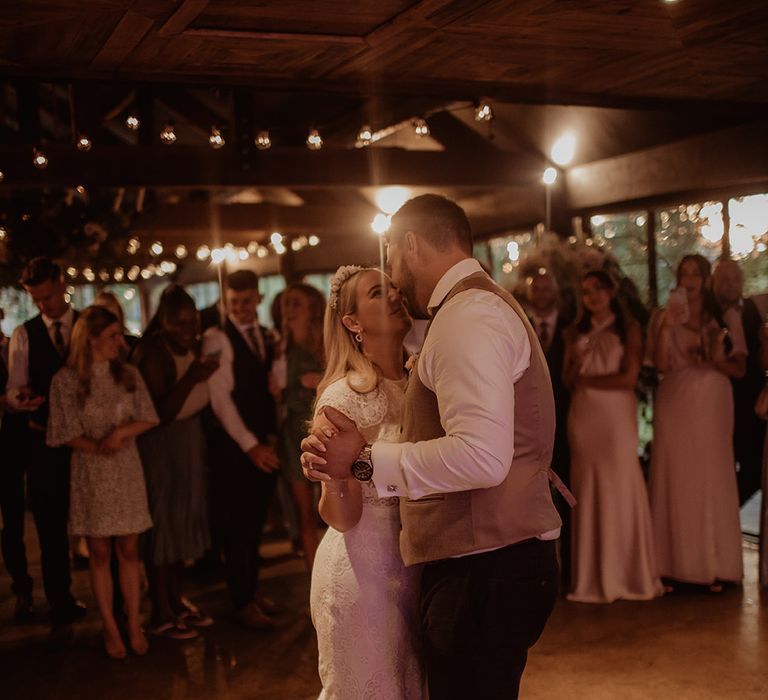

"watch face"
[352,460,374,482]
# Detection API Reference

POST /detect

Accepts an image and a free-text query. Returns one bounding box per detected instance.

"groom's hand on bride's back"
[301,407,365,481]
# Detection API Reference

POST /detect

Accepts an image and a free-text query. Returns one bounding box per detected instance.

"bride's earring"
[355,332,363,344]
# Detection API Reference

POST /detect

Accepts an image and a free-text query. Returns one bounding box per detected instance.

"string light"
[127,237,140,254]
[124,288,136,300]
[257,246,269,258]
[160,260,177,274]
[211,248,226,264]
[308,235,320,246]
[98,269,110,282]
[160,122,177,145]
[66,266,77,278]
[175,244,188,259]
[113,267,124,282]
[255,130,272,150]
[371,213,391,235]
[33,148,48,169]
[126,115,140,130]
[76,134,92,152]
[208,126,225,149]
[506,241,520,262]
[150,241,163,256]
[0,226,7,242]
[551,133,577,166]
[413,118,430,138]
[83,267,95,282]
[75,185,86,195]
[0,170,5,182]
[196,245,211,261]
[357,125,373,146]
[474,102,494,122]
[237,247,249,261]
[306,128,323,150]
[141,267,153,279]
[127,265,140,281]
[247,241,259,254]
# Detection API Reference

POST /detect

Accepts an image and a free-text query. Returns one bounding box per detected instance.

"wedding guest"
[48,306,157,658]
[307,266,423,697]
[649,254,746,591]
[563,271,662,603]
[712,259,766,505]
[94,290,137,352]
[134,285,217,639]
[6,257,86,625]
[201,270,281,630]
[526,269,572,586]
[277,283,325,572]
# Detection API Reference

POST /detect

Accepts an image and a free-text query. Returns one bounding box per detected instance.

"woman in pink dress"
[649,254,746,591]
[564,271,662,603]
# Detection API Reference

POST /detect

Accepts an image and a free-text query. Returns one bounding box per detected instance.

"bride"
[305,265,423,699]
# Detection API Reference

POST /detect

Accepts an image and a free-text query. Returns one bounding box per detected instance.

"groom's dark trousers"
[420,538,559,700]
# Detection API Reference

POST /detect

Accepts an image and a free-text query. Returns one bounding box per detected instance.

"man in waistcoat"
[202,269,281,630]
[6,257,86,625]
[303,195,572,699]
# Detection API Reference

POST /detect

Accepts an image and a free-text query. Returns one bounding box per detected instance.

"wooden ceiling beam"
[567,120,768,210]
[90,10,155,69]
[157,0,210,37]
[0,144,544,188]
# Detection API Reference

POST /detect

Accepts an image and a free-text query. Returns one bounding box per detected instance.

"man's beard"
[399,258,429,320]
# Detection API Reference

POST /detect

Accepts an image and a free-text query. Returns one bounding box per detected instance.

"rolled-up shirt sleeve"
[203,328,259,453]
[373,291,531,501]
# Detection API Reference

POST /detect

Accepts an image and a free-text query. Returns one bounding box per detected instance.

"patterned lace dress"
[310,376,424,699]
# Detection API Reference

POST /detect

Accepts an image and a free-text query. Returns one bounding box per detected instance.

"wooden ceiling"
[1,0,767,274]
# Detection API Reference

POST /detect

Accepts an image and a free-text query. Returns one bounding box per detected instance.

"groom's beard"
[399,257,429,320]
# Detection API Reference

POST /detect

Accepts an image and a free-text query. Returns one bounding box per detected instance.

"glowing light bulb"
[0,170,6,182]
[376,186,411,215]
[270,232,283,246]
[76,134,92,152]
[126,115,140,130]
[238,247,249,261]
[308,235,320,246]
[506,241,520,262]
[0,226,7,242]
[255,130,271,150]
[208,126,225,149]
[127,237,140,254]
[98,269,110,282]
[257,246,269,258]
[551,133,576,166]
[542,167,558,185]
[591,215,606,227]
[127,265,141,281]
[357,125,373,146]
[371,213,391,235]
[33,148,48,169]
[196,245,211,261]
[141,268,153,279]
[150,241,163,256]
[211,248,226,264]
[113,267,124,282]
[66,266,78,278]
[306,128,323,150]
[83,267,95,282]
[160,260,177,274]
[175,245,187,259]
[160,123,177,145]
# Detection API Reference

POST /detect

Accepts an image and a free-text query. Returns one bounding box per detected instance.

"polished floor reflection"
[1,527,766,700]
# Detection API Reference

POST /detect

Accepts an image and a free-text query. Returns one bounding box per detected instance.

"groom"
[304,194,569,698]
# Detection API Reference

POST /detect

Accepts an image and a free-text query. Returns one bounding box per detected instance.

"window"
[729,194,768,296]
[484,231,536,288]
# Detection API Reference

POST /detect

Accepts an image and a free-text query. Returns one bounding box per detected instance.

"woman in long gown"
[48,306,157,658]
[649,254,747,590]
[305,266,423,699]
[564,271,662,603]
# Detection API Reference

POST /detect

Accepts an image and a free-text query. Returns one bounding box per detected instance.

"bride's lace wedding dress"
[310,376,423,699]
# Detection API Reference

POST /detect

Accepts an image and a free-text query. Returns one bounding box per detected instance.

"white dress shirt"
[202,316,267,453]
[6,306,75,408]
[372,258,532,500]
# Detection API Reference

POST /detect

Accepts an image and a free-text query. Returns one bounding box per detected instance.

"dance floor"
[0,520,766,700]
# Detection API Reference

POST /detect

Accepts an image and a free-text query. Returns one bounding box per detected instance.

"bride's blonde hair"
[315,266,379,401]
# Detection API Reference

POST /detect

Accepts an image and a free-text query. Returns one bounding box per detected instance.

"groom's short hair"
[391,194,473,254]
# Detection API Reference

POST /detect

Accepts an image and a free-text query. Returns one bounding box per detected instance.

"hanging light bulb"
[306,128,323,150]
[473,102,494,122]
[150,241,163,256]
[542,167,558,185]
[208,126,225,149]
[211,248,226,264]
[0,226,7,242]
[126,237,140,254]
[76,134,92,152]
[160,260,177,274]
[98,269,110,282]
[127,265,141,281]
[255,130,272,150]
[75,185,86,196]
[247,241,259,254]
[237,247,249,261]
[551,132,577,166]
[257,246,269,258]
[371,213,391,235]
[33,148,49,169]
[141,267,153,279]
[126,114,140,130]
[308,235,320,246]
[113,267,125,282]
[0,170,5,182]
[175,244,188,259]
[357,124,373,146]
[160,122,177,145]
[196,245,211,261]
[83,267,96,282]
[66,266,77,278]
[413,118,430,138]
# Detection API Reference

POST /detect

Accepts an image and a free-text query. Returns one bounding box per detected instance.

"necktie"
[538,320,550,351]
[245,325,263,361]
[52,321,66,357]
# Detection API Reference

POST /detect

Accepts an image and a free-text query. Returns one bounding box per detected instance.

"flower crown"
[329,265,364,311]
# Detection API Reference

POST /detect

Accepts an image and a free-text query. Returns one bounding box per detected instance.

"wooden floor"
[0,522,767,700]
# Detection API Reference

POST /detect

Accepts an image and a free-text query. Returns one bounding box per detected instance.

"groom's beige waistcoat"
[399,272,562,565]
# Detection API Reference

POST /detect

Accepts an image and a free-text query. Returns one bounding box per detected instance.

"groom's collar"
[427,258,484,316]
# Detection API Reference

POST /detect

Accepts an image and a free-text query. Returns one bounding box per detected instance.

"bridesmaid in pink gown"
[649,254,747,591]
[564,271,662,603]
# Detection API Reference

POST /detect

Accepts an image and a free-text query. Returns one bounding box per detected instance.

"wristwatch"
[351,443,374,482]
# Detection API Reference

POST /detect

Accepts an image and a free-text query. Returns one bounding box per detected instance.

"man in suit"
[6,257,85,625]
[202,269,281,629]
[304,195,571,698]
[712,259,766,506]
[526,270,573,587]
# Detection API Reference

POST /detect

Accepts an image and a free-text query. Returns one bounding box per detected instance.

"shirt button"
[387,485,398,493]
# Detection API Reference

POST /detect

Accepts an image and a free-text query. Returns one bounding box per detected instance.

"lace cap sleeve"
[314,377,387,430]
